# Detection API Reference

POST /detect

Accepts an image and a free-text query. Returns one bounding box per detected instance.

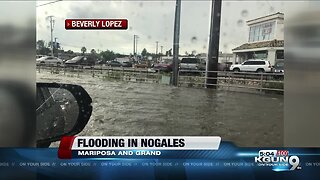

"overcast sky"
[36,1,284,55]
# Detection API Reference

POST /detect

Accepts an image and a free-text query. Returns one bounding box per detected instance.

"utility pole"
[47,16,55,57]
[135,35,139,59]
[206,0,222,88]
[172,0,181,86]
[133,35,136,57]
[133,35,138,61]
[54,37,58,57]
[156,41,159,55]
[156,41,159,62]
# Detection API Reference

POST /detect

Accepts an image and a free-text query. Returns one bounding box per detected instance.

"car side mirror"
[36,83,92,147]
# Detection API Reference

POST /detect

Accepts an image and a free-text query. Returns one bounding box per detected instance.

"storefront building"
[232,12,284,65]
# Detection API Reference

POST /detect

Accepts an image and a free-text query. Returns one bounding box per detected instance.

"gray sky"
[36,1,284,54]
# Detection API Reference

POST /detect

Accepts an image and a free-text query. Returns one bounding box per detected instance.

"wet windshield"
[181,58,200,64]
[70,56,83,61]
[36,1,284,147]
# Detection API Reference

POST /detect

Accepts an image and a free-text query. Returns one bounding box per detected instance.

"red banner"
[65,19,128,30]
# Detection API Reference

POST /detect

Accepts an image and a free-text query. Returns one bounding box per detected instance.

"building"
[232,12,284,65]
[196,52,233,63]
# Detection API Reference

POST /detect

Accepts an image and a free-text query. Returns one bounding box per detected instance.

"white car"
[36,56,63,66]
[229,59,272,73]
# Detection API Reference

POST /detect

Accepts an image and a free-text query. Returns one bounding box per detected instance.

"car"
[108,61,122,67]
[179,57,205,71]
[65,56,96,67]
[223,62,233,71]
[36,56,63,66]
[134,62,149,68]
[153,59,173,72]
[36,55,45,59]
[121,61,133,67]
[273,60,284,73]
[96,59,105,65]
[229,59,272,73]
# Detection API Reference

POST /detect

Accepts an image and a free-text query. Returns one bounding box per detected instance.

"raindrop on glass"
[241,10,248,17]
[191,36,197,43]
[269,6,275,13]
[237,19,244,27]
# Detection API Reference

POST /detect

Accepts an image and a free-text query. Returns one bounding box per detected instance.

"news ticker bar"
[65,19,128,30]
[58,136,221,159]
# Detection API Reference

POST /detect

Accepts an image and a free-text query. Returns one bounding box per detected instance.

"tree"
[36,40,50,55]
[91,49,97,54]
[81,47,87,54]
[66,50,74,54]
[141,48,148,57]
[100,50,116,62]
[36,40,45,50]
[89,49,99,61]
[166,48,172,56]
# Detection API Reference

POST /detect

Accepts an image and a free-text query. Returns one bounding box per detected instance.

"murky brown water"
[37,70,283,147]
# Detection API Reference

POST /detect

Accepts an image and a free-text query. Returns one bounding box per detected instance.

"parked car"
[229,59,272,73]
[108,61,122,67]
[224,62,233,71]
[96,59,105,65]
[153,59,173,72]
[273,60,284,73]
[179,57,205,71]
[36,56,63,66]
[121,61,133,67]
[36,55,46,59]
[65,56,96,67]
[134,62,149,68]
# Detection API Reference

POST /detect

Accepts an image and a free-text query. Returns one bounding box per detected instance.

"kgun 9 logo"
[255,150,301,171]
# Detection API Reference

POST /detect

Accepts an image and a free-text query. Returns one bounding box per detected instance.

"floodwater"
[37,70,283,147]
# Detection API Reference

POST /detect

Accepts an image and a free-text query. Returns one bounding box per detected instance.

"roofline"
[246,12,284,24]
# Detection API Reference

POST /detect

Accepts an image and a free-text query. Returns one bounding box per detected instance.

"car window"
[71,56,83,61]
[275,62,284,67]
[243,61,253,65]
[253,61,265,65]
[181,58,199,64]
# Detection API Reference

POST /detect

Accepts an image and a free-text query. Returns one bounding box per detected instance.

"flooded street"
[37,71,283,147]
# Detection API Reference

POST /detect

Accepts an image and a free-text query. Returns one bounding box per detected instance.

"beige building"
[232,12,284,65]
